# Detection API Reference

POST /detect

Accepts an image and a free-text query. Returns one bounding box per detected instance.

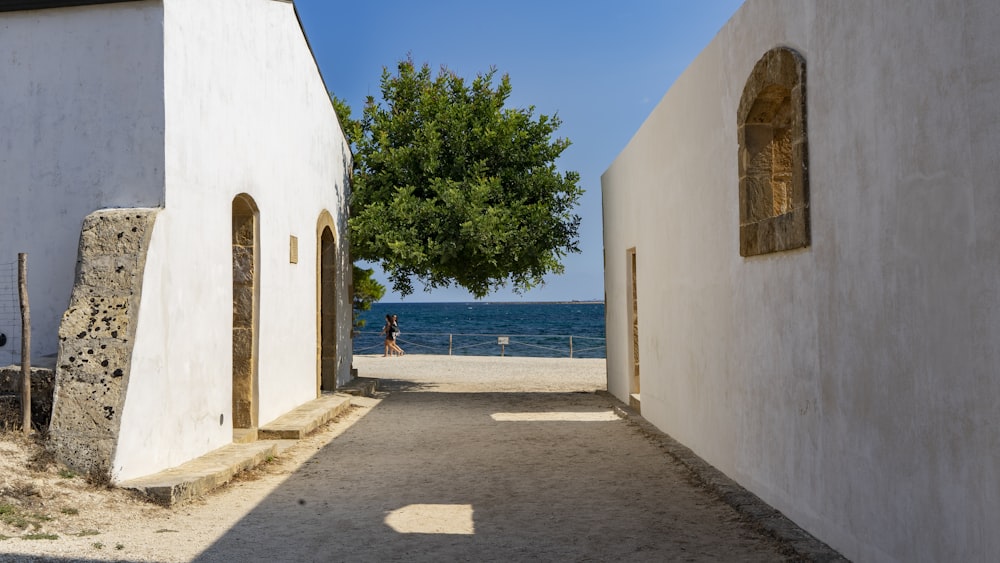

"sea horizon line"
[371,300,605,305]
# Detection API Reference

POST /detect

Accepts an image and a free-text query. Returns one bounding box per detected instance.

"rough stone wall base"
[0,366,55,430]
[48,208,159,480]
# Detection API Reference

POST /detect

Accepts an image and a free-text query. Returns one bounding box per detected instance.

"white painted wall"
[113,0,353,480]
[602,1,1000,561]
[0,1,165,363]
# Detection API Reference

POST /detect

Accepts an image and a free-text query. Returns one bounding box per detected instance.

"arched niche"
[737,47,810,256]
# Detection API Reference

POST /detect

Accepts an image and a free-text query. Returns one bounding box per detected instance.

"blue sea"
[355,302,606,358]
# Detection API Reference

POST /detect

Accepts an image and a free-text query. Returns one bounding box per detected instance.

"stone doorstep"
[121,392,355,506]
[258,392,353,440]
[232,427,258,444]
[120,441,279,506]
[336,376,378,398]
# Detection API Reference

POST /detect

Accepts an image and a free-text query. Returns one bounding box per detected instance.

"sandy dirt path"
[2,355,794,562]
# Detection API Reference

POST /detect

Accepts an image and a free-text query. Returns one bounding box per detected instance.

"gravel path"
[3,355,794,562]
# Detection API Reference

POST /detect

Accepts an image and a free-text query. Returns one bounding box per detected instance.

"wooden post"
[449,334,453,356]
[569,336,574,359]
[18,253,31,436]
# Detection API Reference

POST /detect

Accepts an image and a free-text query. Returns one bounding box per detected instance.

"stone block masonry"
[48,208,159,480]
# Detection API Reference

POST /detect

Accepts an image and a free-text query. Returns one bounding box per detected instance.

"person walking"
[389,314,404,356]
[381,314,404,356]
[380,314,395,357]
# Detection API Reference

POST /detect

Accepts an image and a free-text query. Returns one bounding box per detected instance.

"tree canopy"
[335,58,582,298]
[351,265,385,329]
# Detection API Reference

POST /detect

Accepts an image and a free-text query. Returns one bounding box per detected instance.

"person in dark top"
[381,314,404,356]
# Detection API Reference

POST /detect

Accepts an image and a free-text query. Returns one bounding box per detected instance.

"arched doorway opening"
[232,194,260,433]
[317,212,338,393]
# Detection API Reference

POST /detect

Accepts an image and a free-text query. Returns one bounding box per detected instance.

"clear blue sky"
[294,0,745,303]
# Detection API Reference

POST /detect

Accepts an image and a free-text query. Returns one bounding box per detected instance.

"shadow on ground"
[188,389,794,562]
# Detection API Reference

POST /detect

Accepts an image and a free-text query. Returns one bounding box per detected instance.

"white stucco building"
[602,1,1000,561]
[1,0,354,482]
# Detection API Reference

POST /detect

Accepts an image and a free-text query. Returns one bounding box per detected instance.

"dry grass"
[0,430,158,543]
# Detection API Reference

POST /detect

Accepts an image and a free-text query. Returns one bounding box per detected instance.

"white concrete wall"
[602,1,1000,561]
[113,0,353,480]
[0,1,165,362]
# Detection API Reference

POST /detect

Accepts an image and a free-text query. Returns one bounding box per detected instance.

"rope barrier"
[506,339,567,355]
[355,330,606,358]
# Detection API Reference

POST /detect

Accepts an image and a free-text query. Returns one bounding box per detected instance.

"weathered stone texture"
[48,208,159,480]
[232,214,254,246]
[738,47,810,257]
[230,201,257,429]
[231,324,254,428]
[233,285,254,324]
[231,246,254,285]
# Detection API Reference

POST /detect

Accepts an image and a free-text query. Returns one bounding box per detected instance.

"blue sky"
[294,0,745,303]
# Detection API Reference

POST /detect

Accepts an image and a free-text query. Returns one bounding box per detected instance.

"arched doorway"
[232,194,260,433]
[317,213,337,393]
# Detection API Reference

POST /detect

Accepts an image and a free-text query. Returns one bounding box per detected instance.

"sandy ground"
[0,355,795,562]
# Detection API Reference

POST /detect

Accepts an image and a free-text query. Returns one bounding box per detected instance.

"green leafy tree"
[352,264,385,330]
[334,57,582,298]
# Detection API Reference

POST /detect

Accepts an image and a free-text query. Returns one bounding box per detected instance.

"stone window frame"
[737,46,810,257]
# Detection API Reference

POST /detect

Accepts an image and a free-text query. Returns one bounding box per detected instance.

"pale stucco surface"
[115,0,353,481]
[2,0,353,483]
[602,1,1000,561]
[0,1,166,361]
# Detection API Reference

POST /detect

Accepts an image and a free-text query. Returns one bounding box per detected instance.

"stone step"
[337,376,379,397]
[120,441,280,506]
[629,393,641,412]
[232,427,258,444]
[257,392,353,440]
[121,391,359,505]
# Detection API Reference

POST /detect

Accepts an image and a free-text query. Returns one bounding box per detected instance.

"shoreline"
[368,300,605,305]
[351,353,607,393]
